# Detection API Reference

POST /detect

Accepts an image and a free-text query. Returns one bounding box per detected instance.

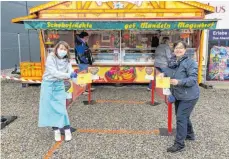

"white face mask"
[57,49,67,58]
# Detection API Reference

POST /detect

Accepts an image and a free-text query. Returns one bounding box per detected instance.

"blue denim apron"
[38,80,70,128]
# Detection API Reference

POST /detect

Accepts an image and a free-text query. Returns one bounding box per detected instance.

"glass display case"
[87,30,120,65]
[120,30,157,66]
[43,30,157,66]
[86,30,158,66]
[90,48,120,65]
[43,30,198,66]
[121,48,155,65]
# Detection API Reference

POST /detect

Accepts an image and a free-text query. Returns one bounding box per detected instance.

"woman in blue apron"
[38,41,77,141]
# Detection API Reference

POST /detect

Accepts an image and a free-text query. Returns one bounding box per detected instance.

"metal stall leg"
[83,83,96,105]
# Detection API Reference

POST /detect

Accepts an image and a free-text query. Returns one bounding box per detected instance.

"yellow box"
[20,62,42,80]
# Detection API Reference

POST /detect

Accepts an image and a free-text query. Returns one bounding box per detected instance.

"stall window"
[120,30,158,65]
[43,30,74,54]
[86,30,120,64]
[119,30,199,65]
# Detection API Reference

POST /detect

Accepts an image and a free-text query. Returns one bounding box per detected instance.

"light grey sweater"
[42,53,73,81]
[154,44,172,68]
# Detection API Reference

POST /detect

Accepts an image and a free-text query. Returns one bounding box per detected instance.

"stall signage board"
[209,29,229,41]
[24,21,217,30]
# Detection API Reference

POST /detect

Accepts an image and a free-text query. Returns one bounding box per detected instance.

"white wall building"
[205,1,229,29]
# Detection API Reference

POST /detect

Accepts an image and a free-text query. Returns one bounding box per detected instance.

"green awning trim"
[24,20,217,30]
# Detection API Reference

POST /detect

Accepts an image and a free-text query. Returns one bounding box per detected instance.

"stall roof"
[29,1,65,14]
[11,14,37,23]
[12,1,216,24]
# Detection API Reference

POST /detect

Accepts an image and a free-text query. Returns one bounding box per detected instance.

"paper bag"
[145,75,154,80]
[163,88,171,95]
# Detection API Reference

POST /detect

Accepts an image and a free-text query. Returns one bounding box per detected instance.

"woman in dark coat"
[159,41,200,153]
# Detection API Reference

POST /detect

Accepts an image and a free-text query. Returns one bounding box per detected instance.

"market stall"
[12,1,217,85]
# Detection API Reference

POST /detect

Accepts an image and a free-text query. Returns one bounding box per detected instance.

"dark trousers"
[174,98,198,147]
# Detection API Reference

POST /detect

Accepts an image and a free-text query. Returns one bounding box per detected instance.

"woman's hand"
[79,84,87,87]
[157,73,165,78]
[170,79,179,85]
[70,72,77,78]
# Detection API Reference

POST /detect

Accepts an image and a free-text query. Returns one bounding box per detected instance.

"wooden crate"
[20,62,42,80]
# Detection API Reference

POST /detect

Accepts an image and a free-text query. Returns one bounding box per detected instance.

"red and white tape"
[0,75,42,83]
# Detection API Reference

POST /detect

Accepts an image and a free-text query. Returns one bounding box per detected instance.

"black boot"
[167,144,185,153]
[185,136,195,141]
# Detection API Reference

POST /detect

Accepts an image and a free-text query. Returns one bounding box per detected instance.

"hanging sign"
[24,20,217,30]
[209,29,229,41]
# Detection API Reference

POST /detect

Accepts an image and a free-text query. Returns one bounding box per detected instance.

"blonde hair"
[53,41,70,61]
